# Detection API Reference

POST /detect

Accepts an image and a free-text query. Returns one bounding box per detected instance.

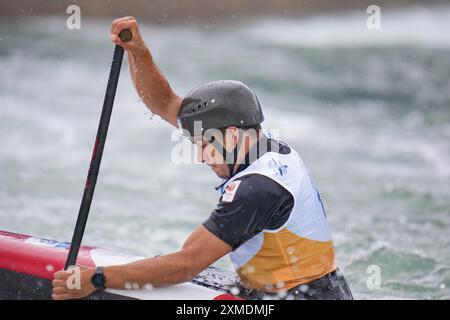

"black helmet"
[177,80,264,137]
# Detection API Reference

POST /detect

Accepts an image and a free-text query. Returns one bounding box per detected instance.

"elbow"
[179,263,201,283]
[176,252,203,283]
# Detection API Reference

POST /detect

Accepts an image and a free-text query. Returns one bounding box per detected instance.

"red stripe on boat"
[0,230,96,279]
[213,294,245,300]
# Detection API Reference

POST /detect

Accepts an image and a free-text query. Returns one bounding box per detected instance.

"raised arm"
[110,17,182,128]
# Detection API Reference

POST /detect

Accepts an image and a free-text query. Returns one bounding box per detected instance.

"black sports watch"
[91,266,106,291]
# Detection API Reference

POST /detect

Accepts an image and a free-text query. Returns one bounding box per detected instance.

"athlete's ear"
[225,127,239,149]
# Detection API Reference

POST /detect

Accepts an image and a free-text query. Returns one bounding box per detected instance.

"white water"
[1,6,449,299]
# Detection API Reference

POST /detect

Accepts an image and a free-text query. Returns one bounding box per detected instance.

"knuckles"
[111,17,138,33]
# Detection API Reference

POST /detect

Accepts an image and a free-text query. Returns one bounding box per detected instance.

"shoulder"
[206,174,294,249]
[220,173,288,204]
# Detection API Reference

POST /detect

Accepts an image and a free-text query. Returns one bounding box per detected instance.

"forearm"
[128,49,181,124]
[103,251,197,290]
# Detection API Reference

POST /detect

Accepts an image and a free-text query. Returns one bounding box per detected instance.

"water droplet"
[299,284,309,293]
[277,290,287,299]
[132,283,140,290]
[144,283,154,291]
[230,287,240,295]
[264,284,273,291]
[246,265,255,274]
[287,246,295,255]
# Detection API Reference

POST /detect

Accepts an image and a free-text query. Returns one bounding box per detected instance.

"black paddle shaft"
[65,29,133,269]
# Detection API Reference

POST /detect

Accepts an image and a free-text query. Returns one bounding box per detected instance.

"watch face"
[92,273,105,288]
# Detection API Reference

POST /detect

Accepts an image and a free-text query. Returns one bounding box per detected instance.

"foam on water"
[246,6,450,49]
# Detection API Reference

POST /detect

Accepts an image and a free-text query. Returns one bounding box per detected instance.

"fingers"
[54,270,69,280]
[52,286,67,295]
[110,33,126,47]
[109,16,149,54]
[110,16,135,34]
[52,293,72,300]
[52,279,65,287]
[52,277,70,300]
[51,266,94,300]
[110,17,138,44]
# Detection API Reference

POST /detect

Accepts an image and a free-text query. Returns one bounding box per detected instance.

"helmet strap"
[224,129,244,177]
[206,128,244,178]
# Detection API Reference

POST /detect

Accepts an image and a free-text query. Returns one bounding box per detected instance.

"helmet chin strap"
[226,149,237,178]
[224,129,244,178]
[205,128,244,178]
[206,129,244,178]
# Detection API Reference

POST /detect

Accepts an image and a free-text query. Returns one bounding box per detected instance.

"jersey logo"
[269,158,288,177]
[222,180,241,202]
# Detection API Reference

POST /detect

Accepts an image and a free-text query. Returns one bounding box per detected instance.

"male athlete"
[52,17,353,300]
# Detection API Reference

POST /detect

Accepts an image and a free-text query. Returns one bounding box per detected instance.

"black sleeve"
[202,174,294,251]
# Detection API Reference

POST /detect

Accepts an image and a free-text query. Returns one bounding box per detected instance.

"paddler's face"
[193,128,238,179]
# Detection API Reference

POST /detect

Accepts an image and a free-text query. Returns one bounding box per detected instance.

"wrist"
[91,266,107,291]
[130,46,152,61]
